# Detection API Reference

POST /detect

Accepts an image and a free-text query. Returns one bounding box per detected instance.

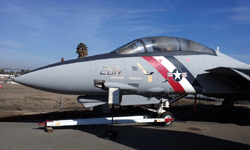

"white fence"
[0,74,14,79]
[0,80,18,84]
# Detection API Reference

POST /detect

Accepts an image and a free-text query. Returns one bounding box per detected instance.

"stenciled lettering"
[100,66,120,75]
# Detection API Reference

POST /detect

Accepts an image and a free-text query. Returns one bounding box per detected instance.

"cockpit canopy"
[113,36,216,55]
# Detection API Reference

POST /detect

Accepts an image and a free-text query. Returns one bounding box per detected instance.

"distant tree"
[0,69,5,74]
[9,71,14,75]
[15,72,20,77]
[19,69,30,75]
[76,43,88,58]
[20,70,26,75]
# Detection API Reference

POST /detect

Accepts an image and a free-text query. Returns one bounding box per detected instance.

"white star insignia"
[174,70,181,80]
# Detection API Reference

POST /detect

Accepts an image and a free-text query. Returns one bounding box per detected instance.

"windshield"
[113,36,216,55]
[114,40,145,54]
[142,37,180,52]
[141,37,215,55]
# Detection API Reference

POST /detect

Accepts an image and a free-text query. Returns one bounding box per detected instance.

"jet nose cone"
[12,61,94,94]
[13,73,31,86]
[14,68,53,89]
[12,69,51,90]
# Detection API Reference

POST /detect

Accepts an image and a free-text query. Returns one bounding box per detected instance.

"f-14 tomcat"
[14,36,250,125]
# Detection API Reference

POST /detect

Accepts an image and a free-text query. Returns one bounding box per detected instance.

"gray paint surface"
[14,36,250,104]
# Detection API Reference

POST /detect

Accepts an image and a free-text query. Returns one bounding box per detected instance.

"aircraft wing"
[206,66,250,81]
[206,66,250,93]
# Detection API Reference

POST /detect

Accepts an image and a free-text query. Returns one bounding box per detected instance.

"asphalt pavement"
[0,105,250,150]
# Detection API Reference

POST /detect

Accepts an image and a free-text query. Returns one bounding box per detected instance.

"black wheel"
[159,111,174,126]
[44,127,53,133]
[104,130,118,139]
[222,100,234,108]
[228,100,234,107]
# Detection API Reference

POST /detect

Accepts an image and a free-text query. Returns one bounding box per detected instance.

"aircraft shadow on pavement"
[170,104,250,126]
[1,104,249,126]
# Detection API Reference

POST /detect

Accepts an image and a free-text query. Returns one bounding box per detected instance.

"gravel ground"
[0,82,249,119]
[0,83,81,118]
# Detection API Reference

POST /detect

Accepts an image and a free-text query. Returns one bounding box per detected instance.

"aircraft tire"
[222,99,234,108]
[104,130,118,139]
[44,127,53,133]
[228,99,234,107]
[159,111,174,126]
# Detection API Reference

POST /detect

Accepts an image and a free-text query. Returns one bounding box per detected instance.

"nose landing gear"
[141,99,174,126]
[159,111,174,126]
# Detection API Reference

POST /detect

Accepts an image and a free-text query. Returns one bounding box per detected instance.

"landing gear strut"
[157,99,174,126]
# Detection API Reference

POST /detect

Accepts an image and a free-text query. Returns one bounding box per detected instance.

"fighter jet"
[14,36,250,125]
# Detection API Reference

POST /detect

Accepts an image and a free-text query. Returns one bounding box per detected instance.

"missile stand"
[39,88,174,138]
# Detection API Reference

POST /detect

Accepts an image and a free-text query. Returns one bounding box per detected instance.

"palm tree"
[76,43,88,58]
[0,69,5,74]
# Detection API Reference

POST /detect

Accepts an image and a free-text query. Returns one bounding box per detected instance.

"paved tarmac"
[1,106,250,150]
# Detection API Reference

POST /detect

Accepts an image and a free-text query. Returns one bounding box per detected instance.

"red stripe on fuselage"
[142,56,185,93]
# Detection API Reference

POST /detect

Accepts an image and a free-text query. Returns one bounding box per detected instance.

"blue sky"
[1,0,250,70]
